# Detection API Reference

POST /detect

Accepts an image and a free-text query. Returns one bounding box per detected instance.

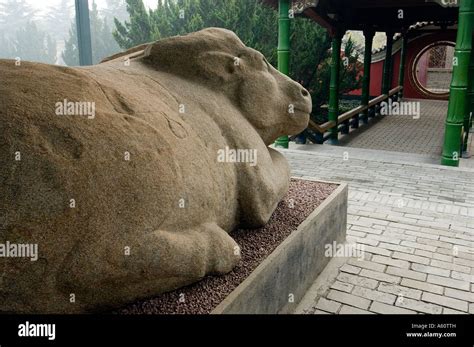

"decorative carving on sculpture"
[0,28,311,313]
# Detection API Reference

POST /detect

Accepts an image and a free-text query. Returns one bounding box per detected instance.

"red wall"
[349,31,456,100]
[402,31,455,100]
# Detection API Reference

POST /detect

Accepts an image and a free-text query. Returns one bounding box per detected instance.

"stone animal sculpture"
[0,28,311,313]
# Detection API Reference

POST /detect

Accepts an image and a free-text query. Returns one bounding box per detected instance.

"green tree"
[0,0,36,36]
[63,1,121,66]
[0,0,57,64]
[113,0,277,58]
[113,0,153,48]
[103,0,129,24]
[0,32,16,59]
[16,21,57,64]
[43,0,74,41]
[290,18,331,109]
[0,21,57,64]
[341,37,361,94]
[62,25,78,66]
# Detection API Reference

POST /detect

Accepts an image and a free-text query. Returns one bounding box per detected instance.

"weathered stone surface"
[0,28,311,313]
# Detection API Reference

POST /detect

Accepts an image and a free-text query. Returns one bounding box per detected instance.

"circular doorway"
[412,41,455,98]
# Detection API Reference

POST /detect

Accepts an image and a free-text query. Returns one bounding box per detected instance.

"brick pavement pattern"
[338,99,448,157]
[280,145,474,314]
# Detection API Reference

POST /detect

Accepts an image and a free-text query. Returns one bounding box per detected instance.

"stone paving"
[338,99,448,157]
[279,145,474,314]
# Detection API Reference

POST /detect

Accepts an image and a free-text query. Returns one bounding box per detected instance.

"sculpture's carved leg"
[57,223,240,312]
[143,222,241,278]
[268,147,291,183]
[238,146,291,228]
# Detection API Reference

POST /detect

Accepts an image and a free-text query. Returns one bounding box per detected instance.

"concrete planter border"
[212,178,348,314]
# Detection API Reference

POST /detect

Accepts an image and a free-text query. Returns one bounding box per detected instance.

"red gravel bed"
[115,178,337,314]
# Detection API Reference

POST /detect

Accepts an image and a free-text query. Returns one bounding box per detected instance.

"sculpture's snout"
[301,87,310,98]
[297,87,312,114]
[290,83,312,116]
[279,74,312,116]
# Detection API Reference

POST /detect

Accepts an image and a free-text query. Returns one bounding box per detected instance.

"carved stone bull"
[0,28,311,313]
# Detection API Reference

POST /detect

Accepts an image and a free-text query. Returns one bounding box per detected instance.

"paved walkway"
[280,145,474,314]
[338,99,448,157]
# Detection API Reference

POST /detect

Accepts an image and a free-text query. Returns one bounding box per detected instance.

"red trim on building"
[349,31,456,100]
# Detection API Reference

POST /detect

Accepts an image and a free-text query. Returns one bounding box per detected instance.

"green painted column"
[274,0,291,149]
[361,29,375,125]
[442,0,474,166]
[75,0,93,66]
[328,30,343,144]
[382,31,394,96]
[463,34,474,153]
[398,35,408,99]
[470,37,474,131]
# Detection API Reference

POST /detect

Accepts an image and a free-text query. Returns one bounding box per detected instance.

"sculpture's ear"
[195,51,240,83]
[142,29,245,85]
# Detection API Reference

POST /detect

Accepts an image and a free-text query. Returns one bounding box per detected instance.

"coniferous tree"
[0,1,63,64]
[113,0,153,48]
[43,0,74,41]
[11,21,57,64]
[0,32,16,58]
[103,0,129,24]
[0,0,36,36]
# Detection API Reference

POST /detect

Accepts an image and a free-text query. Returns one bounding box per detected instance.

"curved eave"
[371,23,458,63]
[261,0,459,34]
[261,0,338,35]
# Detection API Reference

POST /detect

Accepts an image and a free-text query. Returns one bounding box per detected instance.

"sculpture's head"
[143,27,311,145]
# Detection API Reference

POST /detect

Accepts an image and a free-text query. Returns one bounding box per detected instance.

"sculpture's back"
[0,28,311,313]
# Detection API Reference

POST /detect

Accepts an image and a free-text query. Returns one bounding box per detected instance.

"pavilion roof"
[262,0,459,34]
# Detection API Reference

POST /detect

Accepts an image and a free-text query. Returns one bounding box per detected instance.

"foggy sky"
[0,0,157,15]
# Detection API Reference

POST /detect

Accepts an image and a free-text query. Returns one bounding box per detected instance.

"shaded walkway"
[338,99,448,157]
